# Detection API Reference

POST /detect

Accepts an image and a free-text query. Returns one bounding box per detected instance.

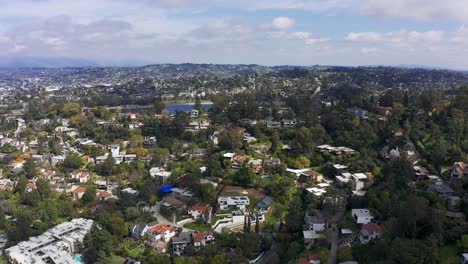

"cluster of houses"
[130,221,215,255]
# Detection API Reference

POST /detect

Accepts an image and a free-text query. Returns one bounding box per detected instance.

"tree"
[15,175,28,193]
[83,224,113,263]
[95,156,115,176]
[153,100,166,114]
[270,131,280,154]
[63,154,83,170]
[36,178,51,199]
[82,185,96,205]
[255,215,260,233]
[285,196,303,233]
[194,96,202,112]
[23,157,36,179]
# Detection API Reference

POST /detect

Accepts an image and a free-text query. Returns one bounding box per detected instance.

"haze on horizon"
[0,0,467,69]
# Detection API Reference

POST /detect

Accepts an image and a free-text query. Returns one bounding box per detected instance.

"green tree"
[82,185,96,205]
[83,224,113,263]
[63,154,83,170]
[23,157,36,179]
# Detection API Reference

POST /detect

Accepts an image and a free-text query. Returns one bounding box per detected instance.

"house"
[172,232,192,255]
[218,196,250,210]
[143,136,157,147]
[282,119,297,128]
[147,224,176,243]
[72,187,86,200]
[351,209,373,225]
[304,211,326,232]
[333,164,348,174]
[193,232,215,248]
[122,187,139,195]
[248,159,263,173]
[190,110,199,118]
[192,149,207,158]
[306,187,327,197]
[351,173,369,192]
[188,205,212,223]
[428,182,455,199]
[359,223,383,243]
[95,180,107,190]
[150,167,172,185]
[256,196,274,211]
[9,160,25,171]
[97,191,114,201]
[298,254,321,264]
[71,171,89,183]
[223,152,235,161]
[461,253,468,264]
[171,188,195,201]
[266,120,281,128]
[124,154,137,163]
[451,162,468,179]
[346,107,368,119]
[264,158,281,168]
[162,196,187,212]
[108,144,120,157]
[303,229,325,247]
[375,106,392,116]
[130,221,159,238]
[5,218,93,264]
[299,169,324,183]
[232,155,248,169]
[25,182,37,192]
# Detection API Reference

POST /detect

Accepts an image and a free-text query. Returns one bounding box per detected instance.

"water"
[163,104,212,115]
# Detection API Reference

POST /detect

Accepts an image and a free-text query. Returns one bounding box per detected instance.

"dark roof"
[428,184,454,194]
[256,196,274,209]
[160,185,175,193]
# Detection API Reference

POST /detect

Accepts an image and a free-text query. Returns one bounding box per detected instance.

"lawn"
[184,222,213,232]
[102,255,126,264]
[439,244,460,264]
[123,239,145,259]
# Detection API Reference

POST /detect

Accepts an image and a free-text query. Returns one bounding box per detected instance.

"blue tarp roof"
[160,185,175,193]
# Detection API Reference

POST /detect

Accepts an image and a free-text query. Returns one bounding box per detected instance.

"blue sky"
[0,0,467,69]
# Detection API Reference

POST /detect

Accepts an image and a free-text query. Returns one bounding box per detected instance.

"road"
[150,202,194,232]
[258,234,280,264]
[327,201,346,264]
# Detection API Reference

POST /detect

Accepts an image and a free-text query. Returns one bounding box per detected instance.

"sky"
[0,0,468,68]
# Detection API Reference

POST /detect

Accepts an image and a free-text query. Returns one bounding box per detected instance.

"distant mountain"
[0,56,99,68]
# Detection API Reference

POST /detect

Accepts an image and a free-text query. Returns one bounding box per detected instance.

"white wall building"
[351,209,374,225]
[218,196,250,210]
[5,218,94,264]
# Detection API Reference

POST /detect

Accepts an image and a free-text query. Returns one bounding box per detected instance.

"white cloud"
[287,32,330,45]
[345,30,444,45]
[360,47,377,54]
[358,0,468,22]
[271,16,295,30]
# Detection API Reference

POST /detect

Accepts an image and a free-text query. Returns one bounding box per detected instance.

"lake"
[164,103,212,115]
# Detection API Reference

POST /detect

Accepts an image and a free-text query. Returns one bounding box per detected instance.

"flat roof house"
[351,209,373,225]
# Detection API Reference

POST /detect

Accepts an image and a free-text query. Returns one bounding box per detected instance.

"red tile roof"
[190,205,211,213]
[148,224,175,234]
[193,232,213,243]
[73,187,87,193]
[362,222,382,234]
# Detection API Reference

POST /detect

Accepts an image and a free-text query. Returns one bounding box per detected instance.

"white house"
[188,205,212,223]
[218,196,250,210]
[193,232,215,248]
[147,224,176,243]
[351,209,374,225]
[359,223,383,243]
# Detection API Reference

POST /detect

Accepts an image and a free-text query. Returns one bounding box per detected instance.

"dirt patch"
[220,185,266,200]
